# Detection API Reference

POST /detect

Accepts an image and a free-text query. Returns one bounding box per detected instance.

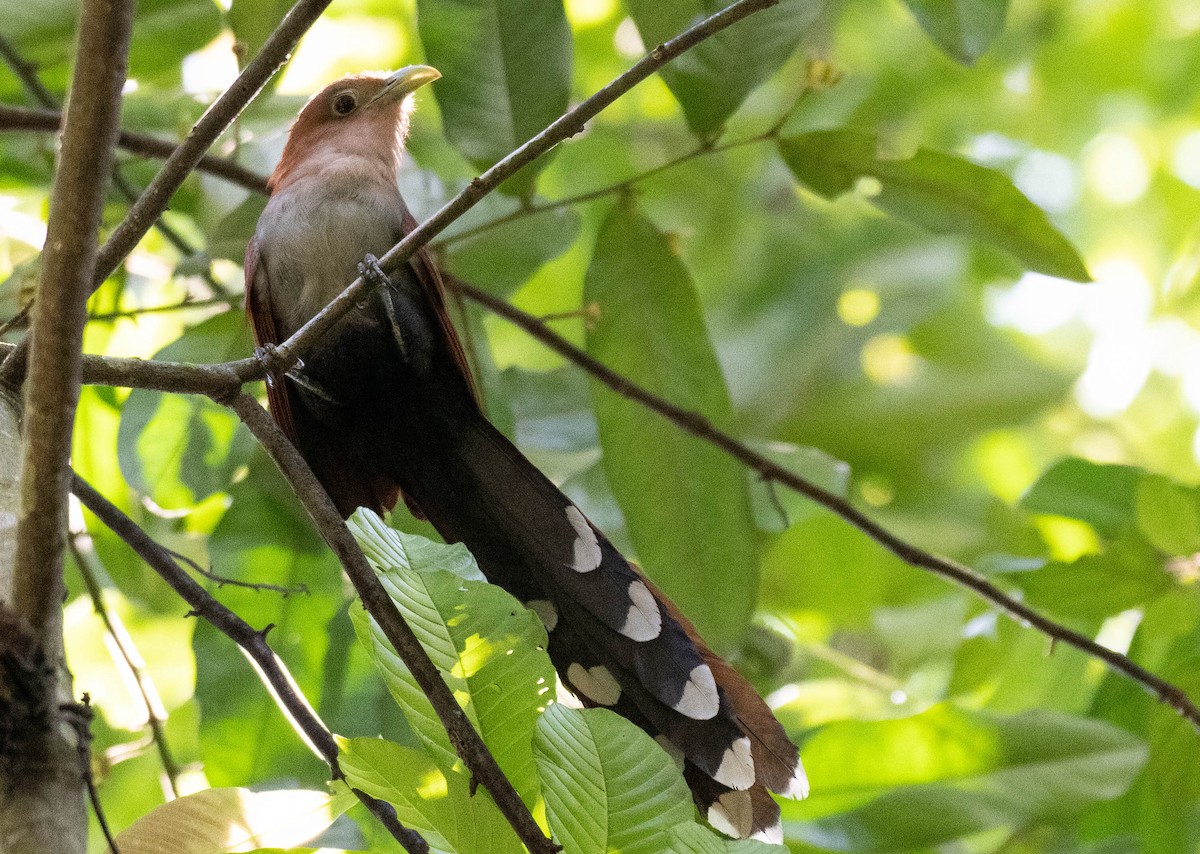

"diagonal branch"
[224,392,557,854]
[70,474,430,854]
[448,275,1200,732]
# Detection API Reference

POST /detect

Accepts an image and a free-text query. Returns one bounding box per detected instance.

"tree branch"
[224,392,556,854]
[13,0,133,654]
[70,475,430,854]
[0,105,269,195]
[447,275,1200,732]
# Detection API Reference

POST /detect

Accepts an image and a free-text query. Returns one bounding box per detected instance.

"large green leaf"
[417,0,572,196]
[117,311,255,510]
[583,201,759,651]
[109,787,354,854]
[785,704,1147,851]
[626,0,824,136]
[533,705,695,854]
[901,0,1010,64]
[1020,458,1142,538]
[347,510,553,804]
[337,736,524,854]
[779,130,1091,281]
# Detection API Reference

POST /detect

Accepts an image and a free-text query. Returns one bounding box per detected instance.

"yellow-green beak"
[369,65,441,105]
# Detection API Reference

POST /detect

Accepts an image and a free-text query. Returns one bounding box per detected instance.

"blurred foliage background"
[3,0,1200,850]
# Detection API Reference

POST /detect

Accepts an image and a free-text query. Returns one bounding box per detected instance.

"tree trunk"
[0,387,86,853]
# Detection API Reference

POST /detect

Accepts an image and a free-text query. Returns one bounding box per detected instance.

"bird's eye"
[331,91,357,116]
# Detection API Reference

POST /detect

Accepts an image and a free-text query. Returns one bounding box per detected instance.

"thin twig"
[448,275,1200,731]
[224,392,558,854]
[70,475,429,854]
[69,533,182,797]
[0,104,269,195]
[164,546,308,596]
[88,295,243,323]
[260,0,784,379]
[61,697,120,853]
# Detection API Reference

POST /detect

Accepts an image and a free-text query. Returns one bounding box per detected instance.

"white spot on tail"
[654,735,685,771]
[674,663,719,720]
[567,662,622,706]
[619,580,662,640]
[712,736,754,790]
[707,790,753,839]
[781,759,809,799]
[751,819,783,844]
[527,599,558,632]
[565,505,601,572]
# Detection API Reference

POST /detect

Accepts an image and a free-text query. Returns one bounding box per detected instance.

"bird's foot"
[253,343,296,388]
[358,253,390,291]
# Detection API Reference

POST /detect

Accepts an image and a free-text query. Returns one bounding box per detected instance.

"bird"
[245,66,807,842]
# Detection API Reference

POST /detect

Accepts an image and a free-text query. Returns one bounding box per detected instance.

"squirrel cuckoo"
[245,67,807,841]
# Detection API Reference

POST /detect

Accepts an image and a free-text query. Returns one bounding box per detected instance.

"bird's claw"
[358,253,391,290]
[254,343,297,388]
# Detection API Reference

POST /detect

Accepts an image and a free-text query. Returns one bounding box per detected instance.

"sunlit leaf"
[117,311,255,509]
[109,787,355,854]
[1021,458,1142,538]
[785,705,1146,851]
[347,510,553,804]
[337,736,524,854]
[533,705,694,854]
[779,130,1091,281]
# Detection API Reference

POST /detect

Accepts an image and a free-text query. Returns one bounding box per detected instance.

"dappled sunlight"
[1084,131,1152,206]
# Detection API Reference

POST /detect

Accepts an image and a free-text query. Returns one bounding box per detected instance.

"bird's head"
[269,65,441,192]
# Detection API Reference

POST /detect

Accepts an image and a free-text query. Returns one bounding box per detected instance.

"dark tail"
[387,410,807,840]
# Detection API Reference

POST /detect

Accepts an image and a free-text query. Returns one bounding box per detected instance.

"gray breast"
[256,176,407,339]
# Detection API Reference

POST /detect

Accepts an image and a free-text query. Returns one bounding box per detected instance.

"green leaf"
[347,511,553,804]
[901,0,1010,64]
[337,736,524,854]
[779,130,1091,281]
[1021,457,1143,538]
[785,705,1147,851]
[583,201,759,651]
[117,311,255,509]
[109,787,354,854]
[533,705,695,854]
[1003,537,1171,624]
[442,202,581,297]
[626,0,824,136]
[417,0,572,195]
[1135,474,1200,555]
